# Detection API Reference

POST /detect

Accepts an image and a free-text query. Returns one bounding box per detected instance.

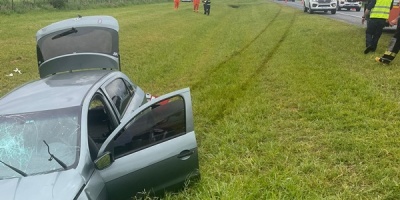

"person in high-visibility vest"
[174,0,180,10]
[361,0,393,54]
[376,15,400,64]
[193,0,200,12]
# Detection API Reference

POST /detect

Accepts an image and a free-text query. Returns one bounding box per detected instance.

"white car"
[304,0,337,14]
[337,0,362,11]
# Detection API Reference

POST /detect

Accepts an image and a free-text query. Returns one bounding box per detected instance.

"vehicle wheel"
[337,6,341,10]
[356,8,361,11]
[324,10,328,13]
[331,9,336,14]
[347,8,350,11]
[303,2,307,12]
[308,4,314,14]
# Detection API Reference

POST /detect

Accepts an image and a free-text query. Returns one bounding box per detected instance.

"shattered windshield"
[0,107,81,179]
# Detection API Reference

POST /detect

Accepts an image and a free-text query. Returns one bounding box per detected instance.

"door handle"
[177,150,193,160]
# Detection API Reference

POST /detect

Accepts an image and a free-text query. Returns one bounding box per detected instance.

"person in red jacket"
[193,0,200,12]
[174,0,180,10]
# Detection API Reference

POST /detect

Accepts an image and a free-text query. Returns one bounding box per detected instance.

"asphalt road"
[274,0,396,31]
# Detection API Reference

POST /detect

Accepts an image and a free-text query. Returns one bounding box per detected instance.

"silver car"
[0,15,200,200]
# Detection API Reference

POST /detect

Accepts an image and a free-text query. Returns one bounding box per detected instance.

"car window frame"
[97,88,194,158]
[101,77,135,120]
[112,95,187,159]
[87,91,119,149]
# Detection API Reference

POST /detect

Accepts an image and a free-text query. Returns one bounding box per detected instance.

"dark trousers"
[204,4,210,15]
[365,18,387,50]
[387,22,400,54]
[378,21,400,63]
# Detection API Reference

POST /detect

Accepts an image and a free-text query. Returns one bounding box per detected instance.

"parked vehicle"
[0,15,200,200]
[337,0,362,11]
[388,0,400,23]
[304,0,337,14]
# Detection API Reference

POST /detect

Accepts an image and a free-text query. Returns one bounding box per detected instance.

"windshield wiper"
[0,160,27,177]
[43,140,68,170]
[52,28,78,40]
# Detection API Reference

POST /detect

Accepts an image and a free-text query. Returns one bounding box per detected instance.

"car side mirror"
[94,151,114,170]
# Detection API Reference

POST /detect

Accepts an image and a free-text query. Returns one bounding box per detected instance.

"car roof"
[0,70,112,115]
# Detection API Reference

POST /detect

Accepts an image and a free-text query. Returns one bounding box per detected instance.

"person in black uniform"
[203,0,211,15]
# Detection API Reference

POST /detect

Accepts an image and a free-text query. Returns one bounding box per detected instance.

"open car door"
[96,88,199,200]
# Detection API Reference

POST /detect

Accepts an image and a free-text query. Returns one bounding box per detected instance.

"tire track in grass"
[190,5,282,91]
[240,12,297,91]
[199,7,297,124]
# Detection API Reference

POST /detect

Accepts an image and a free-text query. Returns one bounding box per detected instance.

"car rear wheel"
[331,9,336,14]
[303,3,307,12]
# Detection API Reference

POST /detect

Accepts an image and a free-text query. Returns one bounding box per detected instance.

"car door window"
[87,93,116,160]
[112,96,185,158]
[105,78,134,117]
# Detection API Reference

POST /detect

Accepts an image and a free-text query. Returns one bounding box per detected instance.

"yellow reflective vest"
[370,0,393,19]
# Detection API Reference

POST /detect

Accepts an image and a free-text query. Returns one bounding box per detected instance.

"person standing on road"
[203,0,211,15]
[361,0,393,54]
[376,15,400,64]
[174,0,180,10]
[193,0,200,12]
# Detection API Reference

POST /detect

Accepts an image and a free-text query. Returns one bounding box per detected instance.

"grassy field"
[1,0,400,199]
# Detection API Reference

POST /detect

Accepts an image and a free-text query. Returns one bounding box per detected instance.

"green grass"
[2,0,400,199]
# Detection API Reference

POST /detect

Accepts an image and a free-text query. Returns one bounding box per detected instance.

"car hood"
[0,169,85,200]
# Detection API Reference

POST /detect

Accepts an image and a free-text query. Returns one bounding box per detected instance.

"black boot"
[376,51,396,64]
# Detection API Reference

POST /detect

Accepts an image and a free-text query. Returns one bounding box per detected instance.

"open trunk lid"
[36,15,120,78]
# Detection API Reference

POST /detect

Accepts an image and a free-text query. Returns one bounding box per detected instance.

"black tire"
[308,3,314,14]
[331,9,336,14]
[356,8,361,11]
[337,5,341,10]
[303,3,307,12]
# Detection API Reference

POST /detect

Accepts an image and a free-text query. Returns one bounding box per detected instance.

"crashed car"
[0,15,199,200]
